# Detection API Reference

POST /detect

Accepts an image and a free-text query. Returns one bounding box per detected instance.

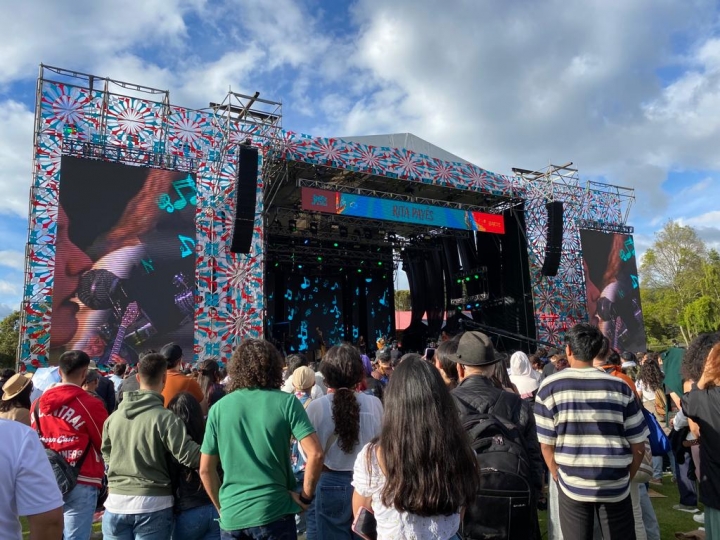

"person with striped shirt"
[534,323,649,540]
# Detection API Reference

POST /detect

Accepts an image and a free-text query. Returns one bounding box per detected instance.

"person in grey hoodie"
[101,353,200,540]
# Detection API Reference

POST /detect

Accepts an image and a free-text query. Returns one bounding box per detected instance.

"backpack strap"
[32,402,43,437]
[324,431,338,454]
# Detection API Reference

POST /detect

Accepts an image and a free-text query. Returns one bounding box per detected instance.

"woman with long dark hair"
[168,392,220,540]
[636,354,669,485]
[636,354,665,416]
[435,340,459,389]
[196,358,225,411]
[0,372,33,426]
[305,344,383,539]
[352,355,478,539]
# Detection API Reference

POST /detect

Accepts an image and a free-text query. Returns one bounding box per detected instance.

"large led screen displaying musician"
[50,156,197,364]
[579,229,647,353]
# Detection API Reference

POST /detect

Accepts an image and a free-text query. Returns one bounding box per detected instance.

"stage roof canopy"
[338,133,472,166]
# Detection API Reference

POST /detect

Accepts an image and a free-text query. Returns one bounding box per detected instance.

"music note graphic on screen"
[178,235,195,258]
[300,277,311,290]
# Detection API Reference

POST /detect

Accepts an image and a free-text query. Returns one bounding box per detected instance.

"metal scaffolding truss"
[512,162,580,203]
[585,181,635,226]
[204,90,282,222]
[268,206,470,249]
[209,91,282,142]
[512,162,635,226]
[266,243,395,268]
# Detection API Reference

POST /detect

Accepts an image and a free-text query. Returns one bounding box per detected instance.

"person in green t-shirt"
[199,339,324,537]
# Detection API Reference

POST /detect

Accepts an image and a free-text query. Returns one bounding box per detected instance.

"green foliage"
[640,222,720,345]
[394,289,412,311]
[0,310,20,369]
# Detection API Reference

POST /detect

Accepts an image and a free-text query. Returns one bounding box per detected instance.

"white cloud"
[683,211,720,228]
[0,279,18,296]
[337,0,718,216]
[0,101,34,217]
[0,0,205,84]
[0,304,14,319]
[0,251,24,271]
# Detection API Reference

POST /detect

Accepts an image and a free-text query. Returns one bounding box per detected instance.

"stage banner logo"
[301,187,504,233]
[51,157,197,365]
[579,229,646,352]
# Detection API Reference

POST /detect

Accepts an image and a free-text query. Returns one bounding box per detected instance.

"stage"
[18,65,643,368]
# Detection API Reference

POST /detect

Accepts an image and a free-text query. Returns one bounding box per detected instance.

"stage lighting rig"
[288,219,297,232]
[453,267,488,284]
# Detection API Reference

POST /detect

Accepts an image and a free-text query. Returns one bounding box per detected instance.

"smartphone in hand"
[352,506,377,540]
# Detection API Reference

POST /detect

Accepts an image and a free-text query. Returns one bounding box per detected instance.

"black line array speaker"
[230,145,259,254]
[541,201,564,276]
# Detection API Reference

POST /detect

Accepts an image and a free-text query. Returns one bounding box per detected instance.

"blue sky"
[1,0,720,317]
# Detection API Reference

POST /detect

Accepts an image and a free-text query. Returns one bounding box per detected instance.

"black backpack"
[461,394,535,540]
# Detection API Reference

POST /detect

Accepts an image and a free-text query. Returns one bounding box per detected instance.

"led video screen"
[50,157,197,364]
[579,230,646,353]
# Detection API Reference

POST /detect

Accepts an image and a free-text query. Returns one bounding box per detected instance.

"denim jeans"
[674,448,698,507]
[306,470,357,540]
[173,504,221,540]
[638,483,660,540]
[102,507,174,540]
[63,483,99,540]
[220,514,296,540]
[294,471,306,534]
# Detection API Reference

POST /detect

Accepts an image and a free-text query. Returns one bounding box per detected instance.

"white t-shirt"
[0,419,64,540]
[104,493,174,514]
[635,380,656,402]
[305,392,383,471]
[352,443,461,539]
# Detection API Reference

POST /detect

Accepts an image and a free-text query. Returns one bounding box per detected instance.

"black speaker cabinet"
[230,145,259,254]
[541,201,564,276]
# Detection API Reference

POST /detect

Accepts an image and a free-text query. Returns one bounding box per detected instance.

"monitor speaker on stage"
[230,144,259,254]
[541,201,564,276]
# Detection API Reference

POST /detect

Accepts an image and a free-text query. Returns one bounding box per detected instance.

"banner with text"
[301,187,504,234]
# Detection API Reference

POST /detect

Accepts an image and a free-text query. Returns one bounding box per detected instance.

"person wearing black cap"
[449,331,543,538]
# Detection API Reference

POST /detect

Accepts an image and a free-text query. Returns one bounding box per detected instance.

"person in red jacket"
[31,350,109,540]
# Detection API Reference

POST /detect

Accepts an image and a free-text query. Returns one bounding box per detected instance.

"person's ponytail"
[320,344,364,453]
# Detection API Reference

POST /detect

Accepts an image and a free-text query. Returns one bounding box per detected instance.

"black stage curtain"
[424,248,445,336]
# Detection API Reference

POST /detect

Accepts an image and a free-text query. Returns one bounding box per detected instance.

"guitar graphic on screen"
[110,301,140,364]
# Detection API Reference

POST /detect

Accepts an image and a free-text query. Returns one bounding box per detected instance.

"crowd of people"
[2,322,720,540]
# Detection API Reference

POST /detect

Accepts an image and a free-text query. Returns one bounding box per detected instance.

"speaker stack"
[229,144,259,254]
[541,201,564,276]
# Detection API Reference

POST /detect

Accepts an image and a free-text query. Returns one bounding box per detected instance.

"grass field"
[21,478,705,539]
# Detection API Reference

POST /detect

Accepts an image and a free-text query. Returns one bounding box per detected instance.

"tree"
[640,222,707,345]
[0,310,20,369]
[394,290,412,311]
[681,296,720,336]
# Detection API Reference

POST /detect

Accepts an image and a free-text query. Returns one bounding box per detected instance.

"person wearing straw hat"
[0,373,33,426]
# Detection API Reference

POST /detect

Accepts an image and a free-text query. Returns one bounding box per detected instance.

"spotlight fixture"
[309,222,318,235]
[330,223,340,233]
[339,226,348,238]
[288,219,297,232]
[363,228,373,240]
